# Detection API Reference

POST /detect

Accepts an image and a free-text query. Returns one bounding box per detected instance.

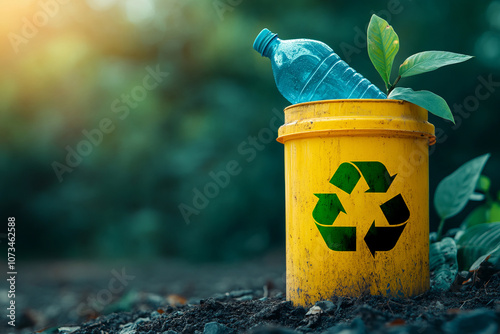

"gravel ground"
[1,252,499,334]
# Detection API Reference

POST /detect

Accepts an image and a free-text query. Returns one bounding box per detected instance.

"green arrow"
[312,194,346,225]
[330,162,361,194]
[352,161,396,193]
[312,194,355,251]
[364,221,407,257]
[315,224,356,251]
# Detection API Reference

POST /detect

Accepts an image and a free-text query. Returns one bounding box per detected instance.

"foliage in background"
[430,154,500,290]
[0,0,499,261]
[367,14,472,123]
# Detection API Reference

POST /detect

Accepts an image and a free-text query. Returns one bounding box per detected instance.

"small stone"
[315,300,335,313]
[228,289,254,298]
[212,293,228,301]
[150,311,162,318]
[58,327,80,333]
[305,305,323,316]
[203,322,235,334]
[236,295,253,301]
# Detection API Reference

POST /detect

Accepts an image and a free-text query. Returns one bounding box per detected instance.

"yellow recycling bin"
[277,99,435,306]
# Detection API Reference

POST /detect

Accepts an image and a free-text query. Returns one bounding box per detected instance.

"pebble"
[228,289,254,298]
[161,331,178,334]
[236,295,253,301]
[315,300,335,313]
[305,305,323,316]
[119,317,151,334]
[58,326,80,333]
[203,321,235,334]
[275,292,285,299]
[150,310,163,318]
[212,293,228,301]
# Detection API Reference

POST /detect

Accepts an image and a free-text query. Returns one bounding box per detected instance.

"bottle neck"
[263,36,279,58]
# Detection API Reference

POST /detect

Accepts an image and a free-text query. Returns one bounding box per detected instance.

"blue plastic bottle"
[253,28,386,104]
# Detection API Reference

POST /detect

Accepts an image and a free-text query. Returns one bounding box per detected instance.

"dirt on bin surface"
[3,251,500,334]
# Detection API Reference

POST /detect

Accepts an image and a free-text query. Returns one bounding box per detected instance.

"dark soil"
[4,253,500,334]
[70,279,500,334]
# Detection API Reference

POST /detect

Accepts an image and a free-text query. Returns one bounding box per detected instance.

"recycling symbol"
[312,161,410,257]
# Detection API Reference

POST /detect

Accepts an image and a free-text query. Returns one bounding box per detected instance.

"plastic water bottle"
[253,28,386,104]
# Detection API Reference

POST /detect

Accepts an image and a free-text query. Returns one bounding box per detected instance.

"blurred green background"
[1,0,499,262]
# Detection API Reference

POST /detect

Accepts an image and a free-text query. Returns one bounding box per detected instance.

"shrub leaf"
[399,51,473,78]
[433,154,491,220]
[388,87,454,123]
[367,14,399,89]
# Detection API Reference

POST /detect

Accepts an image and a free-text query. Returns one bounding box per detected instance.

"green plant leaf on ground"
[433,153,490,221]
[469,245,500,272]
[456,222,500,270]
[388,87,454,123]
[430,237,458,291]
[398,51,473,78]
[367,14,399,89]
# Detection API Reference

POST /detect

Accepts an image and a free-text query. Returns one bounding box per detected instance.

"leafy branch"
[367,14,473,123]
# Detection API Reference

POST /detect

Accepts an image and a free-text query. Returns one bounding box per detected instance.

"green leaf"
[388,87,454,123]
[456,222,500,270]
[491,202,500,221]
[477,175,491,193]
[469,245,500,272]
[460,204,490,230]
[429,237,458,291]
[434,154,491,220]
[399,51,473,78]
[460,202,500,230]
[367,14,399,89]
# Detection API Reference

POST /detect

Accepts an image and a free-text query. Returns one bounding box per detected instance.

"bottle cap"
[253,28,278,57]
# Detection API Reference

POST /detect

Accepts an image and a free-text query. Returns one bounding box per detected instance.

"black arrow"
[312,194,356,251]
[352,161,396,193]
[380,194,410,225]
[364,221,406,257]
[330,162,361,194]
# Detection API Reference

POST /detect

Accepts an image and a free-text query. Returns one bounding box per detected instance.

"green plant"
[429,154,500,290]
[366,14,473,123]
[434,154,490,241]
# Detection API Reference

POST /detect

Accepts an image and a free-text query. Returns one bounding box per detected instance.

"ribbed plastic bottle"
[253,28,386,104]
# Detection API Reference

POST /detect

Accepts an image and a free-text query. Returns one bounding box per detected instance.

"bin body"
[277,100,435,306]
